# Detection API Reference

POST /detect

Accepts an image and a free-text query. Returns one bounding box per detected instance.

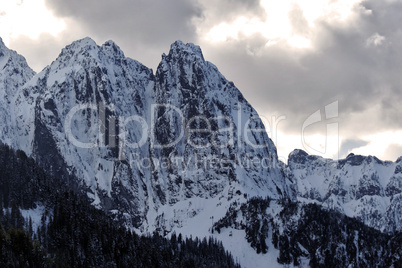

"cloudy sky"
[1,0,402,161]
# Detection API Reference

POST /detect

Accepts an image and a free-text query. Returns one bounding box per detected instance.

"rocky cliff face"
[151,41,293,201]
[145,40,295,234]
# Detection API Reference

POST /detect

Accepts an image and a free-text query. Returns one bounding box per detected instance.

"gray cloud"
[196,0,402,137]
[43,0,202,69]
[383,144,402,161]
[339,139,369,158]
[45,0,200,43]
[195,0,266,28]
[9,24,86,72]
[289,4,310,37]
[19,0,265,71]
[9,34,61,72]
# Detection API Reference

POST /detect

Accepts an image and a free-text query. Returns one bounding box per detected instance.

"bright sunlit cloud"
[288,35,311,48]
[352,131,402,161]
[273,130,402,162]
[0,0,65,45]
[272,131,342,162]
[204,0,364,49]
[366,33,386,47]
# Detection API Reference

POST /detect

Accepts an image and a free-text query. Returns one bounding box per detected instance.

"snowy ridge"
[0,37,36,153]
[287,149,402,232]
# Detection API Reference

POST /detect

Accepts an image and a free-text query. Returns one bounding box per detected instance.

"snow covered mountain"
[29,37,155,226]
[0,37,400,267]
[287,149,402,233]
[1,37,294,231]
[147,40,295,232]
[0,37,36,152]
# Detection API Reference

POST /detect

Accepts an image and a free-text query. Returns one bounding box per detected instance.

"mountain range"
[0,36,400,267]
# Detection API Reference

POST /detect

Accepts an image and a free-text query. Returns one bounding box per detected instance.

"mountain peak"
[71,37,98,49]
[167,40,204,61]
[103,40,119,47]
[0,37,35,79]
[288,149,309,164]
[101,40,125,59]
[56,38,129,65]
[0,37,12,56]
[0,37,6,49]
[58,37,99,59]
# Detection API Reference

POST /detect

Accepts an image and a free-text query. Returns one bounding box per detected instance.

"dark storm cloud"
[45,0,200,43]
[197,0,266,26]
[43,0,202,69]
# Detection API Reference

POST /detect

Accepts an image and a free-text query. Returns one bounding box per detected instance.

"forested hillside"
[0,143,240,267]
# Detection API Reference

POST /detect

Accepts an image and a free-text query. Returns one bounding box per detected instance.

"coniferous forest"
[0,143,240,267]
[213,197,402,267]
